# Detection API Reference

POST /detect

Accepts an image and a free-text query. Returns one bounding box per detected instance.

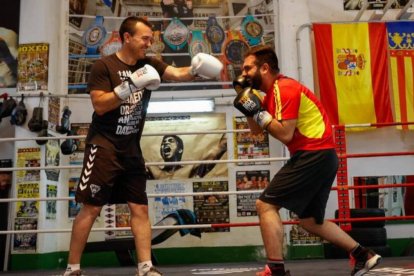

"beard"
[250,71,262,90]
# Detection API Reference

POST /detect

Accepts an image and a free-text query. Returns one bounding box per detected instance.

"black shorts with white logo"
[75,144,148,206]
[259,149,338,224]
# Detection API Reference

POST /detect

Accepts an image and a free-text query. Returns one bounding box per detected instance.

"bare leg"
[128,202,152,262]
[68,204,102,264]
[256,199,284,259]
[299,217,358,252]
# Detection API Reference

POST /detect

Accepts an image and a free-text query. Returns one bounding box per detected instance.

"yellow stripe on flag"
[332,23,376,124]
[404,57,414,125]
[390,57,401,123]
[390,54,414,130]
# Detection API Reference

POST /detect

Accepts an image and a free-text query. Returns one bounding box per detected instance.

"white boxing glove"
[190,53,223,79]
[114,64,161,101]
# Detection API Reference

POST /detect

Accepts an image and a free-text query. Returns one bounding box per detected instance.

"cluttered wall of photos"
[68,0,275,93]
[13,147,41,252]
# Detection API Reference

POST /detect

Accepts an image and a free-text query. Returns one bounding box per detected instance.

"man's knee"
[256,199,280,215]
[79,203,102,219]
[128,202,149,218]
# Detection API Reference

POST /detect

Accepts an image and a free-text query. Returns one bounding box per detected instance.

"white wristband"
[254,110,272,130]
[114,80,133,101]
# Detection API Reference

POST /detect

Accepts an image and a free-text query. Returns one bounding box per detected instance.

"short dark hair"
[119,16,152,43]
[245,45,279,74]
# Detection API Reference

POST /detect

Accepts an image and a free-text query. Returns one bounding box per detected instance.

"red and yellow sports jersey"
[262,75,335,154]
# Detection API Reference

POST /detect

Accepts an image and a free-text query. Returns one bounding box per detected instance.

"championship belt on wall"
[223,30,249,65]
[151,30,165,61]
[241,14,263,46]
[163,17,189,51]
[82,15,107,54]
[206,15,225,54]
[100,30,122,56]
[189,30,209,58]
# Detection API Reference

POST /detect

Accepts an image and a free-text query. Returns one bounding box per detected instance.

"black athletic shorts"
[259,149,338,224]
[75,144,148,206]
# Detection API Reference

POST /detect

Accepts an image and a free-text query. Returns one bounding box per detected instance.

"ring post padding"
[333,125,352,231]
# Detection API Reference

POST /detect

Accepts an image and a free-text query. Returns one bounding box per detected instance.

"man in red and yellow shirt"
[233,45,380,276]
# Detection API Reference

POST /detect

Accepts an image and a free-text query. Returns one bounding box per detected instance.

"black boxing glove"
[35,121,49,145]
[233,87,264,117]
[10,95,28,126]
[233,87,272,130]
[28,107,44,132]
[232,75,252,94]
[56,106,72,134]
[60,130,80,155]
[0,97,17,119]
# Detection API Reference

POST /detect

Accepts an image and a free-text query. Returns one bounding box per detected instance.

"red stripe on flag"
[369,23,393,124]
[313,24,339,125]
[396,54,408,129]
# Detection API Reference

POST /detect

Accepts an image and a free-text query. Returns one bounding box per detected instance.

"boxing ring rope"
[2,216,414,235]
[344,121,414,128]
[0,129,251,143]
[2,182,414,204]
[1,123,414,237]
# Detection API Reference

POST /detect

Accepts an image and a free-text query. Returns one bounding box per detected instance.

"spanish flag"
[313,22,393,127]
[386,21,414,130]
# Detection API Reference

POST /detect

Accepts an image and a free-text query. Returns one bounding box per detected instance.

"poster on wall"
[46,184,57,220]
[69,0,88,29]
[45,138,60,181]
[71,123,90,152]
[16,183,39,218]
[16,148,41,183]
[48,97,60,131]
[193,180,229,232]
[114,204,132,238]
[343,0,411,10]
[142,114,228,180]
[289,212,322,245]
[17,43,49,91]
[236,170,270,217]
[152,182,192,223]
[13,217,37,252]
[68,177,81,219]
[0,0,19,88]
[0,159,13,194]
[233,116,269,166]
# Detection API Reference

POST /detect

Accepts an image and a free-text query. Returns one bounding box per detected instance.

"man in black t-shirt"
[63,16,223,276]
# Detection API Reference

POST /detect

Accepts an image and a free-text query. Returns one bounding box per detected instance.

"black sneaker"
[350,248,381,276]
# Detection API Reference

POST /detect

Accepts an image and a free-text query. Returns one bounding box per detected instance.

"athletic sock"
[66,264,80,271]
[267,258,286,276]
[138,260,153,275]
[64,264,80,276]
[350,243,363,257]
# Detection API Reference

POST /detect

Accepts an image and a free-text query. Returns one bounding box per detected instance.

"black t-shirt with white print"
[86,54,168,160]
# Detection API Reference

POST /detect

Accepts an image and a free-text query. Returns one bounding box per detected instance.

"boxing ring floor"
[1,257,413,275]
